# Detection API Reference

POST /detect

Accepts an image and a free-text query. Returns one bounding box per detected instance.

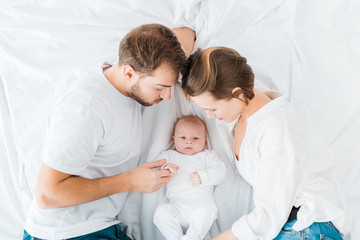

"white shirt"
[232,96,346,239]
[161,149,226,200]
[24,67,142,239]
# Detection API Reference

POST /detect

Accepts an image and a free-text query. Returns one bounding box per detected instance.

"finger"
[152,183,168,192]
[159,177,172,186]
[144,159,167,168]
[157,181,170,189]
[158,169,173,177]
[159,176,172,183]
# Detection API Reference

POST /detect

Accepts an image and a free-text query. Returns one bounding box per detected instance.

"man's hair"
[173,115,207,135]
[182,47,255,104]
[118,24,187,76]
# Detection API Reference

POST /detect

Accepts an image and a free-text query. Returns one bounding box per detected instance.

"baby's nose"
[186,140,192,144]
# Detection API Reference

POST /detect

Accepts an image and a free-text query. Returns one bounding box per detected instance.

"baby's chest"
[174,157,207,174]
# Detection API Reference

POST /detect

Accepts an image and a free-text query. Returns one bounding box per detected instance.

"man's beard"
[126,81,161,106]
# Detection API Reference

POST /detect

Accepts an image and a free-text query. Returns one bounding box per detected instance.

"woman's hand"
[172,27,196,57]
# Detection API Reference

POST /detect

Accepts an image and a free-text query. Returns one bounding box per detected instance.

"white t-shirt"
[160,149,226,201]
[231,96,346,239]
[24,67,142,239]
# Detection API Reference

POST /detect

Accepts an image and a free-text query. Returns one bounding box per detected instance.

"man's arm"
[172,27,196,57]
[36,159,171,209]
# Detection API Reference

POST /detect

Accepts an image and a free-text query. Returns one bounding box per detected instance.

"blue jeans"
[23,224,132,240]
[274,220,343,240]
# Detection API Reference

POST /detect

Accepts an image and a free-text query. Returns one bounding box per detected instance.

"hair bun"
[240,56,247,64]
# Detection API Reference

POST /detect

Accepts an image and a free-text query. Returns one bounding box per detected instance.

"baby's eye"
[193,137,199,140]
[180,136,186,139]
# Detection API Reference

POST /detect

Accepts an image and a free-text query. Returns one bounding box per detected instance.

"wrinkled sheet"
[1,0,359,239]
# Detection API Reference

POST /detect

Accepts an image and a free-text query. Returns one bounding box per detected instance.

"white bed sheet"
[1,0,359,239]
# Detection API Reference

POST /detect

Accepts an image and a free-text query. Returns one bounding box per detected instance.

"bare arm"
[209,229,238,240]
[172,27,196,57]
[36,159,172,209]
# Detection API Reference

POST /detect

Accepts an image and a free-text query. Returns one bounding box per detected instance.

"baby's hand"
[191,172,202,186]
[164,163,179,175]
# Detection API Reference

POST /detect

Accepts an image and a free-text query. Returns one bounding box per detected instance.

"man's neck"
[103,63,128,96]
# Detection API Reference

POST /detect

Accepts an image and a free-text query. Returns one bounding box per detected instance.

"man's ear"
[232,87,243,99]
[123,65,136,81]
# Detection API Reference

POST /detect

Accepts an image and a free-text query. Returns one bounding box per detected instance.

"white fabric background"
[1,0,359,239]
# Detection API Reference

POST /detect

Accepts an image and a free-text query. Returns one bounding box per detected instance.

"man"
[23,24,195,239]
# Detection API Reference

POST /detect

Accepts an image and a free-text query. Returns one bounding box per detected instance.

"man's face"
[127,63,178,106]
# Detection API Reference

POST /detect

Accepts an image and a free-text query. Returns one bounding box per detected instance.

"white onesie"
[154,149,226,240]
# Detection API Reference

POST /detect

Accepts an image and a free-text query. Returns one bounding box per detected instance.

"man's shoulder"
[49,82,104,123]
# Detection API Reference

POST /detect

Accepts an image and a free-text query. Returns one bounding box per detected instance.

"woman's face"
[191,91,244,122]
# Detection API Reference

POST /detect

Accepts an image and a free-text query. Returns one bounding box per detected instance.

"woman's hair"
[118,24,187,76]
[182,47,255,104]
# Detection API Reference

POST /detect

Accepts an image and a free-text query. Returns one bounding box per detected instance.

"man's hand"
[36,160,172,209]
[125,159,173,193]
[163,163,179,175]
[191,171,202,186]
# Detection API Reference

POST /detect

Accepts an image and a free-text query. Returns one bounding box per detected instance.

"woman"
[182,47,346,239]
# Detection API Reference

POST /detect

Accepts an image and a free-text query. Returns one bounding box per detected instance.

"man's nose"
[160,88,171,100]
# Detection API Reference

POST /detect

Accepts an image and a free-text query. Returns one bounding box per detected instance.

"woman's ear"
[232,87,243,99]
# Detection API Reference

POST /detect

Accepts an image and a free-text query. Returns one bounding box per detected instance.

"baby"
[153,115,226,240]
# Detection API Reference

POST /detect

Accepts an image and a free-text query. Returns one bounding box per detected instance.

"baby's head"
[172,115,207,155]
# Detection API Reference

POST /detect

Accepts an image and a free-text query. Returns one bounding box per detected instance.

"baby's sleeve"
[197,150,226,186]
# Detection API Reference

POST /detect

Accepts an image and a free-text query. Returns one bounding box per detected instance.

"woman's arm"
[172,27,196,57]
[210,229,238,240]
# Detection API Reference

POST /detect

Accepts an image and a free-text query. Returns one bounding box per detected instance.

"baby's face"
[173,120,206,155]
